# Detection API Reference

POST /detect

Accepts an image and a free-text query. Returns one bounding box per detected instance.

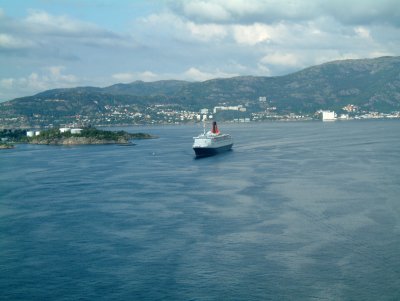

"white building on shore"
[26,130,40,137]
[213,105,246,114]
[59,127,71,133]
[321,110,336,121]
[70,128,82,134]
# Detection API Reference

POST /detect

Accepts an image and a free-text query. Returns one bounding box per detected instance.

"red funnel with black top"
[211,121,220,134]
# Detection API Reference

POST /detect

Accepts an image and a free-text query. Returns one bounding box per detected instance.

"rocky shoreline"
[0,143,14,149]
[1,128,155,148]
[29,136,134,145]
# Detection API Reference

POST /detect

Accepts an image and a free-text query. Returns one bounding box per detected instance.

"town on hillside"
[1,96,400,129]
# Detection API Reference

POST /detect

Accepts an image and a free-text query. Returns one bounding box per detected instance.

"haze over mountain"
[1,56,400,123]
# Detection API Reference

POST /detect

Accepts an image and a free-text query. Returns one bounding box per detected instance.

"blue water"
[1,120,400,300]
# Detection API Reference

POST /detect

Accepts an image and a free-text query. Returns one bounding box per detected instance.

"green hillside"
[1,56,399,126]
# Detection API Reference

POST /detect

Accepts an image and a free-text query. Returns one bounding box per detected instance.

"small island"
[0,127,155,146]
[0,143,14,149]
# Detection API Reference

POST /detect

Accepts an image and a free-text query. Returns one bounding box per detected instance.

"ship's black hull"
[193,143,233,158]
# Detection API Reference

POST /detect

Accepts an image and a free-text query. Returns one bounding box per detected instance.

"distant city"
[1,96,399,130]
[2,56,399,129]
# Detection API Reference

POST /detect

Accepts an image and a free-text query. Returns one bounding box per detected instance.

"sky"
[0,0,399,101]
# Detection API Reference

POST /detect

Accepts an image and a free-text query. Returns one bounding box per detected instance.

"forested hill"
[171,56,400,112]
[1,56,400,121]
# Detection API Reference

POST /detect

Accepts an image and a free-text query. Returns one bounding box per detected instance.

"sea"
[1,120,400,301]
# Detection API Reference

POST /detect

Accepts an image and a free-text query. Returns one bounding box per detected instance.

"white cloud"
[0,33,35,49]
[0,78,14,89]
[183,67,237,81]
[139,12,227,43]
[313,52,361,65]
[112,71,158,83]
[183,1,231,22]
[140,13,287,45]
[261,53,301,67]
[184,67,211,81]
[232,23,273,45]
[0,67,79,100]
[131,3,400,80]
[140,71,158,81]
[112,73,136,82]
[176,0,314,23]
[0,9,135,54]
[321,0,400,26]
[111,68,238,84]
[46,66,78,83]
[255,62,272,76]
[368,51,394,58]
[26,72,48,91]
[354,26,371,39]
[186,22,227,41]
[217,0,265,18]
[173,0,400,27]
[24,9,104,36]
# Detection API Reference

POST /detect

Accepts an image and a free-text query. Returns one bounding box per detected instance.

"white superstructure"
[193,131,233,148]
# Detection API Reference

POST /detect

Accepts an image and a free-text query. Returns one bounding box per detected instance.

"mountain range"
[1,56,400,125]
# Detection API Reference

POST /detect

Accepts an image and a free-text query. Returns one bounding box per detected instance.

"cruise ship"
[193,121,233,157]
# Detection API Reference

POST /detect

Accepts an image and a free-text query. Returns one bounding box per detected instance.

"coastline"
[0,144,14,149]
[0,128,156,148]
[28,132,156,145]
[29,136,134,145]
